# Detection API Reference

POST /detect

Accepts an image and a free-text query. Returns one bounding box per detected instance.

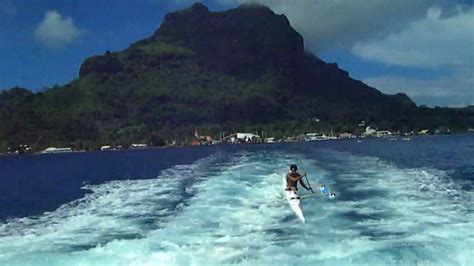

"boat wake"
[0,146,472,265]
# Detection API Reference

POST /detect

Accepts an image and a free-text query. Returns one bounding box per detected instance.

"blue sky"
[0,0,473,107]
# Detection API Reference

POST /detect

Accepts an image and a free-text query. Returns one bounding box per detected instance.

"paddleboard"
[283,176,305,223]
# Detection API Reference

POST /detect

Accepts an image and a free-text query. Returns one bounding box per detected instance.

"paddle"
[303,172,314,194]
[300,194,318,199]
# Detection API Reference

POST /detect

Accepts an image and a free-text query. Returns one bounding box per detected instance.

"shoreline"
[1,132,473,157]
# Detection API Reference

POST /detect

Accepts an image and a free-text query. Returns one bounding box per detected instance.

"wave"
[0,147,472,265]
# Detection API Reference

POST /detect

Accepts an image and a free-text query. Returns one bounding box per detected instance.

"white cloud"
[352,7,474,68]
[34,10,82,50]
[364,68,474,107]
[351,5,474,107]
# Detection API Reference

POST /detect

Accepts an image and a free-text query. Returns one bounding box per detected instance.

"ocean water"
[0,134,473,265]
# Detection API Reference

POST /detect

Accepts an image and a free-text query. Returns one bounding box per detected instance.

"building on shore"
[131,143,148,148]
[338,132,354,139]
[7,144,32,154]
[192,127,214,145]
[305,133,323,141]
[375,130,392,138]
[264,137,276,143]
[236,133,261,143]
[41,147,73,153]
[419,129,429,135]
[306,133,334,141]
[362,126,377,137]
[220,133,261,143]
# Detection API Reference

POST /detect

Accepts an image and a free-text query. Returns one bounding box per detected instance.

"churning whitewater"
[0,138,473,265]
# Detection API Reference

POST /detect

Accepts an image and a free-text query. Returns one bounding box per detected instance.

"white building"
[338,133,354,139]
[305,133,326,141]
[419,129,429,135]
[376,131,392,138]
[131,143,148,148]
[264,137,276,143]
[42,147,73,153]
[236,133,260,142]
[363,126,377,136]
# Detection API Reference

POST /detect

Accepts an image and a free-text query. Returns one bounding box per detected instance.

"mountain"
[0,3,472,152]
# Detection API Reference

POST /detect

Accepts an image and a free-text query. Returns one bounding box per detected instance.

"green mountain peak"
[1,3,472,152]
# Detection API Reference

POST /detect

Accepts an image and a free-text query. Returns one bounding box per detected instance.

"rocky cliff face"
[80,3,413,108]
[153,3,304,80]
[79,51,123,77]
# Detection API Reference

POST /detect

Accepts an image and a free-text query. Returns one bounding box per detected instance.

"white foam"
[0,148,472,265]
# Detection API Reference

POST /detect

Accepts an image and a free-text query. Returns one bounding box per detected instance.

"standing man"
[285,164,311,191]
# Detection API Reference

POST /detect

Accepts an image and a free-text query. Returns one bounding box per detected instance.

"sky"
[0,0,473,107]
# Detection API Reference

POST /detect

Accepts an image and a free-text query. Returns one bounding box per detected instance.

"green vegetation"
[139,41,195,57]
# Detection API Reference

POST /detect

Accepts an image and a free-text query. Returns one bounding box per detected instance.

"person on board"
[285,164,311,191]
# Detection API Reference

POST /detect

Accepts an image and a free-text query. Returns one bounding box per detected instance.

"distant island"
[1,3,473,154]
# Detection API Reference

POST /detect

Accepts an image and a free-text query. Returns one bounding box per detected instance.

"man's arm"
[299,177,310,190]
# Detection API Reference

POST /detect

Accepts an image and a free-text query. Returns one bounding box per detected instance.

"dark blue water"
[0,134,472,265]
[307,134,474,188]
[1,134,473,220]
[0,146,217,220]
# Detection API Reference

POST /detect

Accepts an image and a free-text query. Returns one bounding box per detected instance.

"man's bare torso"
[286,173,302,190]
